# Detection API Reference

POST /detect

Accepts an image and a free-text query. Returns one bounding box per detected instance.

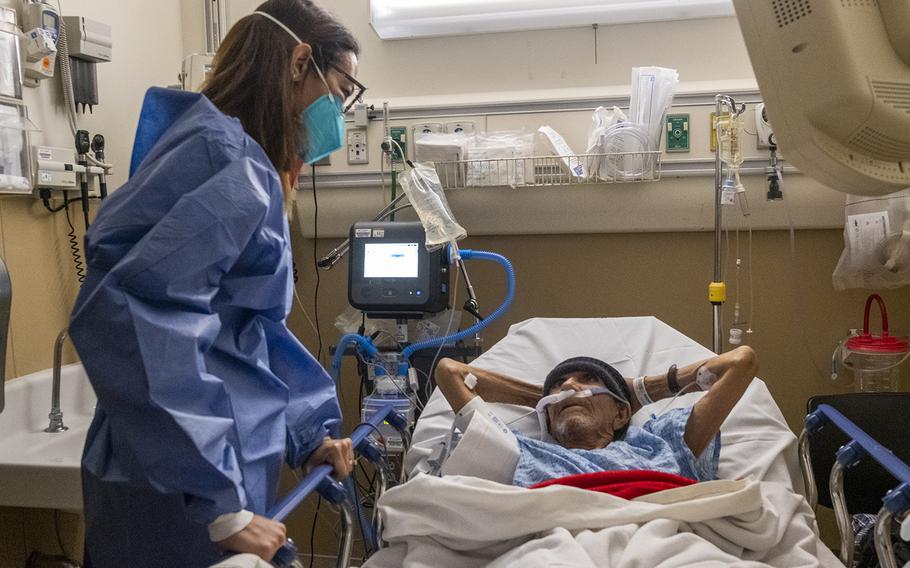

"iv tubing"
[400,248,515,362]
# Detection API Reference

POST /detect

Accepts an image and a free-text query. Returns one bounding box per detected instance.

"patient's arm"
[683,346,757,456]
[434,358,543,413]
[625,358,727,415]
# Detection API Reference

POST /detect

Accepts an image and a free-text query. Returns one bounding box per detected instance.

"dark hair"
[202,0,359,177]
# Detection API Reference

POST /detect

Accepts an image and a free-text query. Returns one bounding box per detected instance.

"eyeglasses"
[330,63,367,113]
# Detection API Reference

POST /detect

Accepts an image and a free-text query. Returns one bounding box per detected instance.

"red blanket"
[531,470,696,500]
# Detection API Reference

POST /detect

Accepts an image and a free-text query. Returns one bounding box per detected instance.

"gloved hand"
[215,515,287,561]
[304,437,355,481]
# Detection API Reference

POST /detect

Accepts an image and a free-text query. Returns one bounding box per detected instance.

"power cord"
[312,165,323,363]
[308,496,322,568]
[63,200,85,284]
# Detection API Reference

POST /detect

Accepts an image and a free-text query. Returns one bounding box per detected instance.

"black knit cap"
[543,357,633,438]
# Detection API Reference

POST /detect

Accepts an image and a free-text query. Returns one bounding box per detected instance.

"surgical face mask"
[253,11,346,164]
[535,387,629,442]
[299,63,345,164]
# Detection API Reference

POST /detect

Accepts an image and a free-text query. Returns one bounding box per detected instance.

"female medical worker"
[68,1,364,566]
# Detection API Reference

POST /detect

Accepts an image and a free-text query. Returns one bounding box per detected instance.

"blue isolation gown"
[70,88,341,568]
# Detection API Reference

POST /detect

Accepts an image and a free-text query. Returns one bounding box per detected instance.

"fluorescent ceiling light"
[371,0,734,40]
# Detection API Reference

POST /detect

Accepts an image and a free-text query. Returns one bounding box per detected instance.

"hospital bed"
[221,316,843,567]
[407,316,805,489]
[391,316,844,567]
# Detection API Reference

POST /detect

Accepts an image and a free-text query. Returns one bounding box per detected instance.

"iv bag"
[398,162,467,251]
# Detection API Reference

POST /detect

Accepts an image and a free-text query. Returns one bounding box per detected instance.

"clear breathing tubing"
[399,248,515,364]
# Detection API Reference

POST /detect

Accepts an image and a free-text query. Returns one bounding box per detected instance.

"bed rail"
[799,403,910,568]
[268,403,408,568]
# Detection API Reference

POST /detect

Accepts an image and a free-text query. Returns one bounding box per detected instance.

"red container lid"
[845,294,910,354]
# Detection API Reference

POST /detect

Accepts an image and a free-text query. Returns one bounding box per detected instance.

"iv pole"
[711,94,746,354]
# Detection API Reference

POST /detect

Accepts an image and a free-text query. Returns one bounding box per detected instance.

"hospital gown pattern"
[512,408,720,487]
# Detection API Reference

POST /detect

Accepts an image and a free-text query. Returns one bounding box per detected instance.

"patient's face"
[545,372,630,450]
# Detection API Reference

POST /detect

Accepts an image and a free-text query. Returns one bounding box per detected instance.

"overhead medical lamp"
[734,0,910,196]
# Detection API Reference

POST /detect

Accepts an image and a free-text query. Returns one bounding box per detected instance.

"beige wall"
[0,0,185,565]
[284,229,910,556]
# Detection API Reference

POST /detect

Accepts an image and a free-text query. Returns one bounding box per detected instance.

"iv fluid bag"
[398,162,467,251]
[718,114,744,168]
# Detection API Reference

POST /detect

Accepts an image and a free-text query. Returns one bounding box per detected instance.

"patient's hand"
[684,346,758,457]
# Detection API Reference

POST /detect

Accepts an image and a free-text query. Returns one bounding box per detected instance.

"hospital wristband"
[633,376,654,407]
[208,509,255,542]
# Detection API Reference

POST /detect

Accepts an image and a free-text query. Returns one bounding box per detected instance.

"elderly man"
[432,346,757,486]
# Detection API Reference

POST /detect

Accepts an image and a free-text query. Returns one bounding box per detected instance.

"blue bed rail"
[806,404,910,516]
[267,403,407,567]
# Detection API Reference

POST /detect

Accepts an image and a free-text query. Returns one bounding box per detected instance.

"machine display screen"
[363,243,419,278]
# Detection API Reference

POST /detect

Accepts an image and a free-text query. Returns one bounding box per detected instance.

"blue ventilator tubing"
[319,249,515,559]
[332,333,380,384]
[399,248,516,369]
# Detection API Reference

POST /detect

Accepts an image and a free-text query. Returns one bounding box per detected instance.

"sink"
[0,364,95,510]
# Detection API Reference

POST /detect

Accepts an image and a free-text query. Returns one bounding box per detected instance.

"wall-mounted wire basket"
[431,151,662,189]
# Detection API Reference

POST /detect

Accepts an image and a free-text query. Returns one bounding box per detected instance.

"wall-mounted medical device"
[348,222,450,318]
[62,16,110,62]
[34,145,77,190]
[0,8,39,195]
[62,16,111,113]
[20,1,60,86]
[754,103,773,150]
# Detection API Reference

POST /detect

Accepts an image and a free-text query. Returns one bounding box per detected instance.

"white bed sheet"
[405,317,806,495]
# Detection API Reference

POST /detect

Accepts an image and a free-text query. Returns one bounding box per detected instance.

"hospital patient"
[433,346,757,486]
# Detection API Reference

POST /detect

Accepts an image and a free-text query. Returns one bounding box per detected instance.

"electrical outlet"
[445,121,475,135]
[347,129,369,165]
[666,114,690,153]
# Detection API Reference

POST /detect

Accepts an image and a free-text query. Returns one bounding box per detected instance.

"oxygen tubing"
[400,248,515,363]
